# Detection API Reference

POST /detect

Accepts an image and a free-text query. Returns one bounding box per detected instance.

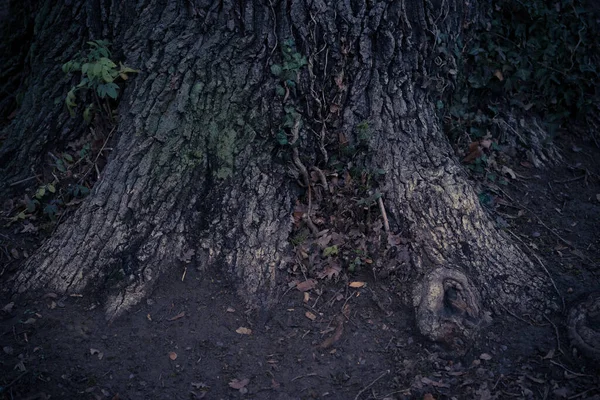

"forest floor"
[0,134,599,400]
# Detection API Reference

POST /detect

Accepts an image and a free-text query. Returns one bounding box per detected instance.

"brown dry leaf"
[236,327,252,335]
[305,311,317,321]
[479,353,492,360]
[90,348,104,360]
[349,281,366,288]
[147,313,152,321]
[423,394,436,400]
[421,377,450,388]
[168,352,177,360]
[317,261,341,280]
[179,248,195,263]
[480,139,493,149]
[501,166,517,179]
[226,307,235,313]
[318,315,344,349]
[303,292,310,303]
[296,279,317,292]
[342,304,351,319]
[463,142,482,163]
[493,70,504,81]
[169,311,186,321]
[542,349,555,359]
[526,374,545,384]
[228,378,250,389]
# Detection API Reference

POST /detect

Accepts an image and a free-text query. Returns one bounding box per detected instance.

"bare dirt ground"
[1,134,599,400]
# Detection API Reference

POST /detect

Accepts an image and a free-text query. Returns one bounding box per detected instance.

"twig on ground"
[292,373,319,382]
[377,196,390,232]
[507,229,565,310]
[4,371,28,390]
[569,388,599,399]
[9,175,41,187]
[497,301,537,326]
[354,370,390,400]
[542,314,564,355]
[549,360,594,377]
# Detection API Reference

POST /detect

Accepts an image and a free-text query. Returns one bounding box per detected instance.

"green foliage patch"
[62,40,138,122]
[441,0,599,141]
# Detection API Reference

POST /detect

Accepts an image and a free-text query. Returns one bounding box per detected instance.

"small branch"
[377,196,390,232]
[311,166,328,192]
[508,230,565,310]
[354,370,389,400]
[9,175,41,187]
[543,314,564,355]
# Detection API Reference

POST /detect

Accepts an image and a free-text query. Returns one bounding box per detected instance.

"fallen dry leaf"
[303,292,310,303]
[236,327,252,335]
[318,315,344,349]
[305,311,317,321]
[479,353,492,360]
[228,378,249,389]
[501,166,517,179]
[349,281,366,288]
[423,394,436,400]
[296,279,317,292]
[169,311,185,321]
[226,307,235,313]
[421,377,450,388]
[317,261,341,280]
[493,70,504,81]
[147,313,152,321]
[90,348,104,360]
[168,352,177,360]
[2,302,14,313]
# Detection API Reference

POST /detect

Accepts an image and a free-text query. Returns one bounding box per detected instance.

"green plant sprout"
[62,40,138,122]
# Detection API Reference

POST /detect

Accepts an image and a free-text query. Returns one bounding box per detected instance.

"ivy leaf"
[270,64,282,77]
[104,82,119,99]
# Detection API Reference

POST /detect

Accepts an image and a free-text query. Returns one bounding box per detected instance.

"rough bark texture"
[4,0,556,342]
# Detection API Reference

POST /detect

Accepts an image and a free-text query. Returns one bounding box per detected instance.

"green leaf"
[92,62,103,77]
[119,63,139,74]
[83,104,94,123]
[97,84,107,98]
[56,160,66,173]
[100,57,116,68]
[35,187,45,199]
[63,153,73,162]
[275,85,285,96]
[270,64,282,77]
[104,82,119,99]
[102,68,115,83]
[47,184,56,193]
[323,245,339,257]
[62,61,73,73]
[26,199,36,213]
[276,131,288,145]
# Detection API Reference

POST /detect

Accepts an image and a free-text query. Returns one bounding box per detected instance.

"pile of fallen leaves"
[284,165,412,291]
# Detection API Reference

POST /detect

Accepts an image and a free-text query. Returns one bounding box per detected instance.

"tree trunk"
[3,0,556,344]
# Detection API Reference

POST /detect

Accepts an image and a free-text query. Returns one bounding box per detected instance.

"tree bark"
[3,0,556,344]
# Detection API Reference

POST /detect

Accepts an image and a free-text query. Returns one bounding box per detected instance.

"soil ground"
[1,135,599,400]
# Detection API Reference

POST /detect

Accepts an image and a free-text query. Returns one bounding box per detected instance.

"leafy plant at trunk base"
[62,40,138,122]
